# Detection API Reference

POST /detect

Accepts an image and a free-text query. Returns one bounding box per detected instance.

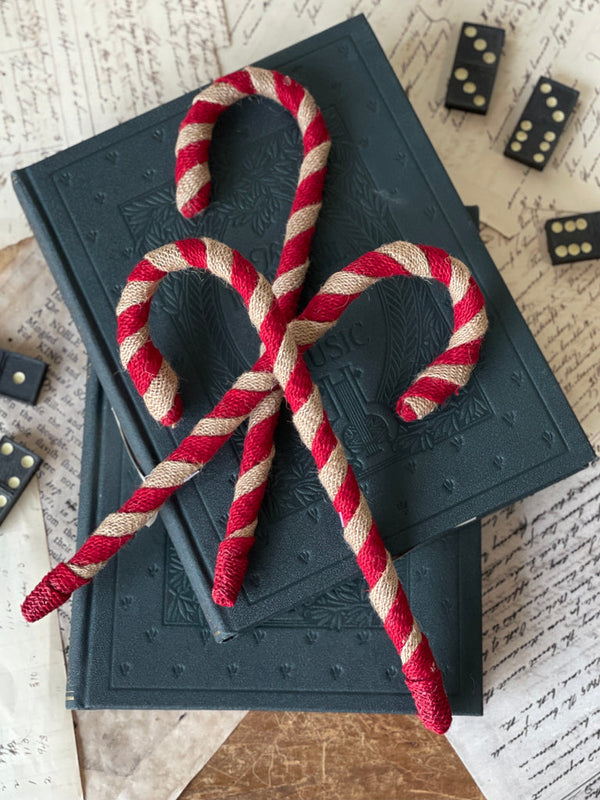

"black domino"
[0,348,47,404]
[0,437,42,525]
[445,22,505,114]
[504,77,579,170]
[545,212,600,264]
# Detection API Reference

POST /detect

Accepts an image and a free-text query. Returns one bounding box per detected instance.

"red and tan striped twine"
[22,67,488,735]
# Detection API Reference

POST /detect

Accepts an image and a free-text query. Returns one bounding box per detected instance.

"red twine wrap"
[22,67,488,735]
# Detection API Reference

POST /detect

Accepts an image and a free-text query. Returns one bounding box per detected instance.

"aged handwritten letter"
[448,457,600,800]
[0,0,228,248]
[0,240,87,645]
[0,480,83,799]
[481,221,600,456]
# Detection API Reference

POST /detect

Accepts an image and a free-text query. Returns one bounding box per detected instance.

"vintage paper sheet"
[75,709,247,800]
[447,222,600,799]
[220,0,600,238]
[443,224,599,800]
[0,0,229,249]
[0,480,83,800]
[447,458,600,800]
[481,220,600,455]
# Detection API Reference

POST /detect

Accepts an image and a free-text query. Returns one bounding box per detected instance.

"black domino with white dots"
[0,437,42,525]
[0,348,47,404]
[545,212,600,264]
[505,77,579,170]
[445,23,505,114]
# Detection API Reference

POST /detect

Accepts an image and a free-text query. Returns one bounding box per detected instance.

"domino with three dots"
[0,348,47,404]
[545,212,600,264]
[0,437,42,525]
[445,23,505,114]
[504,77,579,170]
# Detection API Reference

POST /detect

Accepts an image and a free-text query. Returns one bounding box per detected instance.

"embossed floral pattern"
[164,540,380,631]
[164,542,209,634]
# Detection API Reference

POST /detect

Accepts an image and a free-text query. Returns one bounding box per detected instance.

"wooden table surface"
[178,711,485,799]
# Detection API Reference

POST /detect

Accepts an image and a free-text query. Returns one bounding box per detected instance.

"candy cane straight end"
[408,671,452,735]
[403,635,452,734]
[21,589,53,623]
[396,399,419,422]
[180,190,209,220]
[212,536,255,607]
[21,563,85,622]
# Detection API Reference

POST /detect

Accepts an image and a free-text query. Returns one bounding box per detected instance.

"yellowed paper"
[448,457,600,800]
[75,709,247,800]
[480,221,600,454]
[0,239,87,646]
[0,481,83,800]
[0,0,228,248]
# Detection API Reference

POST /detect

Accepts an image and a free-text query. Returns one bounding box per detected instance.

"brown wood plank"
[179,711,484,800]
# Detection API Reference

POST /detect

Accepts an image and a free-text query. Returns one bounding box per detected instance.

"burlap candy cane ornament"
[22,68,488,735]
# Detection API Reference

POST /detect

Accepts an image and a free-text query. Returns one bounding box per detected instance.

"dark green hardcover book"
[66,373,482,714]
[13,16,593,639]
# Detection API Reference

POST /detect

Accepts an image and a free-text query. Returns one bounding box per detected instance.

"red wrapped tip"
[403,633,452,735]
[212,536,255,607]
[22,562,88,622]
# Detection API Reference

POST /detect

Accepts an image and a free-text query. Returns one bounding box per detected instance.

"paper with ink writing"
[0,480,83,799]
[448,457,600,800]
[0,0,228,248]
[0,240,87,647]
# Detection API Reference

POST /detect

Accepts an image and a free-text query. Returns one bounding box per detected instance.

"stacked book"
[13,16,593,715]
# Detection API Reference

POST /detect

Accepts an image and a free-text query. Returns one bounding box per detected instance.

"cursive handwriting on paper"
[0,0,229,248]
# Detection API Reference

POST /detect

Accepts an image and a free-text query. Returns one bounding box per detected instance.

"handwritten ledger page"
[0,480,83,800]
[447,459,600,800]
[0,0,229,249]
[0,240,87,647]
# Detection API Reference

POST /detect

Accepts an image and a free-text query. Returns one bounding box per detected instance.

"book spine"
[65,371,103,709]
[11,169,127,406]
[11,169,92,706]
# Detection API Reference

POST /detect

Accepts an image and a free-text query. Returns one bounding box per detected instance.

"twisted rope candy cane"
[297,243,488,421]
[171,68,482,605]
[22,69,488,732]
[22,236,487,735]
[129,67,330,604]
[23,67,330,623]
